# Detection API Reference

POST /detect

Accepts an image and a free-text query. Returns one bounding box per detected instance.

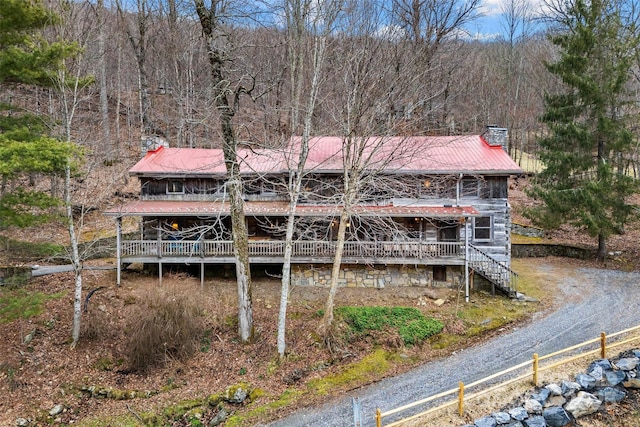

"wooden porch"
[119,239,465,265]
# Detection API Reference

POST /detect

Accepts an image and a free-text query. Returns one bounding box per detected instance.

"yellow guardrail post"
[376,408,381,427]
[532,353,539,386]
[458,381,465,416]
[600,332,606,359]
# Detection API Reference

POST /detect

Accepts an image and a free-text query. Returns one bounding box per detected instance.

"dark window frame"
[433,266,447,282]
[461,178,478,197]
[167,180,185,194]
[473,216,493,242]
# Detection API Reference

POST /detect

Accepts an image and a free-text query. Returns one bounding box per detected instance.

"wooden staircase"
[467,244,518,297]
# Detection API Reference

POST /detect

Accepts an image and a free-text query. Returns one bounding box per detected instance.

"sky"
[465,0,550,40]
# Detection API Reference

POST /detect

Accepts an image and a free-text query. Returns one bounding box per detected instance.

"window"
[461,178,478,197]
[433,266,446,282]
[473,216,493,241]
[167,180,184,194]
[439,226,458,242]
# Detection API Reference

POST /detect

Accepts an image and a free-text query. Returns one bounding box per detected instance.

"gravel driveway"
[267,260,640,427]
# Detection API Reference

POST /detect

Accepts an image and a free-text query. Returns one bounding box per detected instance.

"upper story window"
[167,180,184,194]
[461,178,478,197]
[473,216,493,241]
[419,176,456,199]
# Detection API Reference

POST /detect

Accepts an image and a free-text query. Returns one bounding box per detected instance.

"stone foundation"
[290,264,464,289]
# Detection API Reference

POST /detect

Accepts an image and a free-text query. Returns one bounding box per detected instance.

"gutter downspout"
[116,217,122,286]
[465,217,469,303]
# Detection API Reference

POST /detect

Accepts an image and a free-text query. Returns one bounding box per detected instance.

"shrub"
[336,306,443,346]
[125,286,204,372]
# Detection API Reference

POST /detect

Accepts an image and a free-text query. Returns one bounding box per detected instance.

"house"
[105,129,523,298]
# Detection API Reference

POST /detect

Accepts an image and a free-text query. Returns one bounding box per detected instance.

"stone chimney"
[141,135,168,156]
[484,125,508,151]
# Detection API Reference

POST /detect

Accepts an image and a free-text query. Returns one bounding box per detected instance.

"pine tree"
[528,0,639,258]
[0,0,78,227]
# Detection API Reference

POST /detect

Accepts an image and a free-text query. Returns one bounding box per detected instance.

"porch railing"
[467,244,518,296]
[120,239,463,260]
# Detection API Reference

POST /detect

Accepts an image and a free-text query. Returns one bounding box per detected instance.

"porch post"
[116,217,122,286]
[157,226,162,285]
[464,217,469,303]
[200,262,204,288]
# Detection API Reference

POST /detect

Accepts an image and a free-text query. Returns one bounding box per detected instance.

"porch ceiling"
[104,200,479,218]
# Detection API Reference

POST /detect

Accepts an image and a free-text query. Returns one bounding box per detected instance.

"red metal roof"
[129,135,523,177]
[104,200,479,218]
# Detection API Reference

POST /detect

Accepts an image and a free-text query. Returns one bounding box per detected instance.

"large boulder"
[545,395,566,408]
[492,411,511,424]
[223,383,250,403]
[614,357,639,371]
[564,391,601,418]
[524,399,543,414]
[575,373,596,391]
[530,388,551,405]
[596,387,626,403]
[604,370,626,387]
[509,407,529,421]
[523,415,546,427]
[474,416,497,427]
[545,383,563,397]
[588,359,612,372]
[542,407,573,427]
[560,381,581,397]
[586,365,604,382]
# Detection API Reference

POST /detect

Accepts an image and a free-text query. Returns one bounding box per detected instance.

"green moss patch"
[0,288,65,323]
[308,349,396,395]
[0,235,64,260]
[336,306,443,346]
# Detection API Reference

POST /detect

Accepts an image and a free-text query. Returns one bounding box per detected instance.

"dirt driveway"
[266,259,640,427]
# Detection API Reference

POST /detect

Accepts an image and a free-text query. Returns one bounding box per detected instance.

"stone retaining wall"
[512,223,545,238]
[512,243,593,260]
[290,264,464,289]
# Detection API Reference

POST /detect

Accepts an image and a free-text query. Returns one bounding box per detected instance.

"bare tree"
[46,0,97,348]
[95,0,114,162]
[115,0,156,136]
[390,0,481,132]
[193,0,255,342]
[317,1,422,334]
[276,0,341,357]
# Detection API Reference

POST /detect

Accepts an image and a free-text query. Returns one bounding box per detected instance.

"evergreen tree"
[528,0,639,258]
[0,0,78,227]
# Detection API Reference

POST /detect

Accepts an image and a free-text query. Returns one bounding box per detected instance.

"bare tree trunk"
[96,0,112,163]
[318,208,349,335]
[117,0,154,136]
[277,0,339,357]
[194,0,253,342]
[66,164,83,349]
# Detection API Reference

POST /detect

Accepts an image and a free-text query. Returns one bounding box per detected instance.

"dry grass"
[125,282,206,372]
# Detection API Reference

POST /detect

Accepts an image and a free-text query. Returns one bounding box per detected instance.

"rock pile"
[462,349,640,427]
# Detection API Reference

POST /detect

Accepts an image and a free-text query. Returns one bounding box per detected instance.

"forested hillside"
[7,0,556,159]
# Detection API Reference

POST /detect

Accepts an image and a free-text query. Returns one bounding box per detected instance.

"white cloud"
[480,0,550,18]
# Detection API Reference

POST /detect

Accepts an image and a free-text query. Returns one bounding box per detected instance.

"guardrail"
[375,323,640,427]
[120,239,463,260]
